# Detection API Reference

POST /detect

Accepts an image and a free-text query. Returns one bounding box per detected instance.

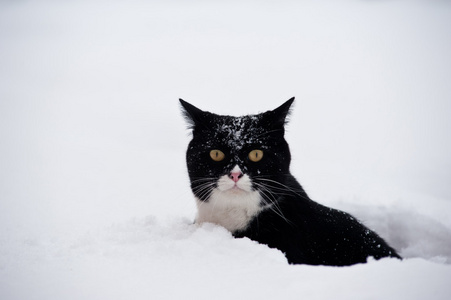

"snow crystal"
[216,115,266,151]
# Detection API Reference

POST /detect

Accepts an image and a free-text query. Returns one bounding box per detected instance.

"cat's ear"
[179,98,208,129]
[270,97,295,127]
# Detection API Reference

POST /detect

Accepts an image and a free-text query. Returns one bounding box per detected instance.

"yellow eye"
[249,150,263,162]
[210,150,225,162]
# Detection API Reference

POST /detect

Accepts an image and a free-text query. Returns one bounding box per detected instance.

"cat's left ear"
[179,98,209,130]
[270,97,295,127]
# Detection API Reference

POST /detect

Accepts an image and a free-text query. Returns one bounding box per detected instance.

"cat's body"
[180,98,401,266]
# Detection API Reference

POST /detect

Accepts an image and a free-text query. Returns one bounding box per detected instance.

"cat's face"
[181,99,294,203]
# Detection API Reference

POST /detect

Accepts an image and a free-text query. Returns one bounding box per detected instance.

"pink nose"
[229,172,243,183]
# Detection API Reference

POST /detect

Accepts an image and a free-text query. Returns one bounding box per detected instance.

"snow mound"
[1,216,451,300]
[340,203,451,263]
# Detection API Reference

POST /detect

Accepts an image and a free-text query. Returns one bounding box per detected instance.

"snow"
[1,0,451,299]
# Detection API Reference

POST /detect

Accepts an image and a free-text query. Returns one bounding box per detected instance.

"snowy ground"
[1,0,451,299]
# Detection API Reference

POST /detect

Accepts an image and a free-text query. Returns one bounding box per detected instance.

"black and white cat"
[180,97,401,266]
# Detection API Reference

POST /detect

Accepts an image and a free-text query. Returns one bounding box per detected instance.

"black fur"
[180,98,401,266]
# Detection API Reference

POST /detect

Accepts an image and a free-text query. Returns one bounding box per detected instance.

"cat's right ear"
[269,97,295,128]
[179,99,206,130]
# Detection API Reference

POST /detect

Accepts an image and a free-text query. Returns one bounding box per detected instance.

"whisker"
[192,181,216,201]
[254,129,284,139]
[257,183,289,215]
[254,183,292,225]
[253,177,307,199]
[192,181,216,190]
[254,184,293,197]
[196,184,214,200]
[190,177,217,184]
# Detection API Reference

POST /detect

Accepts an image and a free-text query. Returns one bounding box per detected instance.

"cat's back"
[237,186,400,265]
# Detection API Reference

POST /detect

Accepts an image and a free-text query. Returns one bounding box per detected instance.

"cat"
[180,97,401,266]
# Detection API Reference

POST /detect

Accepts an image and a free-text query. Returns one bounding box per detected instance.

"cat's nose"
[229,171,243,183]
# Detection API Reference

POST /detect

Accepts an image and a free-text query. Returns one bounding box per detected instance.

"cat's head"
[180,98,294,202]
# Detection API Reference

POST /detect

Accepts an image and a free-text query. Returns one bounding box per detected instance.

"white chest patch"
[195,168,262,233]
